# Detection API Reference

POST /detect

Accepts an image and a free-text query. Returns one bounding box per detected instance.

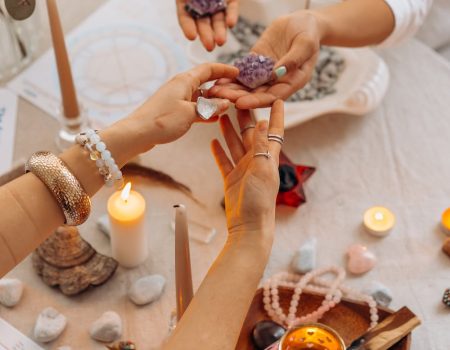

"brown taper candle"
[46,0,80,119]
[174,204,194,321]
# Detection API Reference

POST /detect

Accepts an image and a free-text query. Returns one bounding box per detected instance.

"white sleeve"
[379,0,433,47]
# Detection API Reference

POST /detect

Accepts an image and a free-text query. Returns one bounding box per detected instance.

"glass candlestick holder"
[56,104,90,151]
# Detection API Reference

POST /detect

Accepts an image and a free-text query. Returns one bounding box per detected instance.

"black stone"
[252,320,286,350]
[279,164,299,192]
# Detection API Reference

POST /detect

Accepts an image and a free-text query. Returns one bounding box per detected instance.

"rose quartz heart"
[346,244,377,275]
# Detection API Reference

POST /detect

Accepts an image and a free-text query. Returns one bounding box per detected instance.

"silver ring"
[253,151,272,159]
[268,137,283,145]
[268,134,284,142]
[240,124,256,135]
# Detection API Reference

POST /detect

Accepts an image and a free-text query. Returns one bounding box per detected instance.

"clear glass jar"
[0,1,42,82]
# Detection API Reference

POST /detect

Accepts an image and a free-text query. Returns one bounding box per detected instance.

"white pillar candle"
[107,182,147,267]
[363,206,395,237]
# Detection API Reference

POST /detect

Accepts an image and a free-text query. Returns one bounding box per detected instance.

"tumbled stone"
[89,311,122,342]
[363,281,393,307]
[252,320,286,350]
[346,244,377,275]
[442,237,450,257]
[291,238,317,274]
[128,274,166,306]
[0,278,24,307]
[196,97,218,120]
[234,54,275,89]
[34,307,67,343]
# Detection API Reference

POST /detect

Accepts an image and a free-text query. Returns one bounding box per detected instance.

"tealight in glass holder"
[56,103,90,151]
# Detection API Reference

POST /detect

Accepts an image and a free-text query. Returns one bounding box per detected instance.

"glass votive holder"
[55,103,90,151]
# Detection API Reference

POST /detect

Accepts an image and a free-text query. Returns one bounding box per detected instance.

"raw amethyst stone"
[185,0,227,18]
[234,53,275,89]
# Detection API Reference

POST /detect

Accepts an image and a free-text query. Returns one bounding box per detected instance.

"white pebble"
[0,278,24,307]
[291,238,317,274]
[89,311,122,342]
[128,275,166,306]
[34,307,67,343]
[363,281,393,307]
[96,214,111,237]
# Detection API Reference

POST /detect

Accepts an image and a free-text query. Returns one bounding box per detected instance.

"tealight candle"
[363,206,395,237]
[441,208,450,235]
[107,182,147,267]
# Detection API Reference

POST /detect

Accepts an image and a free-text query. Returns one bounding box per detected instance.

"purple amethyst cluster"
[234,53,275,89]
[185,0,227,18]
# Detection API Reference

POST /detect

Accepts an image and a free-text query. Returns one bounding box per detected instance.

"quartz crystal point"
[234,53,275,89]
[185,0,227,18]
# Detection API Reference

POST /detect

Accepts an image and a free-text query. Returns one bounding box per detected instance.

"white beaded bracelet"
[75,129,124,189]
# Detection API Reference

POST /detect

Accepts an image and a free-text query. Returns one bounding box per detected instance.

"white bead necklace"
[262,267,379,330]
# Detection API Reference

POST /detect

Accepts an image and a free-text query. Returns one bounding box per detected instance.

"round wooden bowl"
[237,287,411,350]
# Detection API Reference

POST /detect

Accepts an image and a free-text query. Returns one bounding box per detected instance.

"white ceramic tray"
[188,37,389,129]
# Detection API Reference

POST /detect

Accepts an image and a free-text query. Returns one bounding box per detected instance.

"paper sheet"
[0,88,18,174]
[8,0,190,128]
[0,318,43,350]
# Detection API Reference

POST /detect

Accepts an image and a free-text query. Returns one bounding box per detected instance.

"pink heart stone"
[346,244,377,275]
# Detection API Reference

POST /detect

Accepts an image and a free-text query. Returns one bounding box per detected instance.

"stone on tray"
[291,238,317,274]
[34,307,67,343]
[128,274,166,306]
[442,237,450,257]
[234,53,275,89]
[32,225,118,296]
[89,311,122,342]
[346,244,377,275]
[97,214,111,237]
[363,281,393,307]
[0,278,24,307]
[185,0,227,18]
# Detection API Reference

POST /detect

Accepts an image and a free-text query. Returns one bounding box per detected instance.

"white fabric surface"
[381,0,433,47]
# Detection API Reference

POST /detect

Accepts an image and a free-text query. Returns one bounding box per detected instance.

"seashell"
[32,226,118,296]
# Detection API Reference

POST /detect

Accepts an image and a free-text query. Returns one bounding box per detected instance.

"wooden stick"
[46,0,79,119]
[174,204,194,321]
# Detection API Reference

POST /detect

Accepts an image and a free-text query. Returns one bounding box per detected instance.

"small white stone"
[101,150,111,160]
[106,158,116,168]
[0,278,24,307]
[363,281,393,307]
[34,307,67,343]
[89,311,122,342]
[89,133,101,145]
[196,97,218,120]
[85,129,95,137]
[128,275,166,306]
[291,238,317,274]
[97,214,111,237]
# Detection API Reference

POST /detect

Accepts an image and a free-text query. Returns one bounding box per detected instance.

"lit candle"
[174,204,194,321]
[441,208,450,235]
[363,206,395,237]
[107,182,147,267]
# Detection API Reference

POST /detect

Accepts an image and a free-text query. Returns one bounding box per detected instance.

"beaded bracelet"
[75,129,124,189]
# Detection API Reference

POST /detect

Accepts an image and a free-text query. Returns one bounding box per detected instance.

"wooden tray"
[237,286,411,350]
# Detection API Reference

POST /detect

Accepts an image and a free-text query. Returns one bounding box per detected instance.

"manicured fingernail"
[275,66,287,78]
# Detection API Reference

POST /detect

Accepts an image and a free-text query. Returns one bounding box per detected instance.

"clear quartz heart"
[196,97,218,120]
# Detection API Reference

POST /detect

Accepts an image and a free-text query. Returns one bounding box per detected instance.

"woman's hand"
[124,63,239,154]
[209,11,325,109]
[176,0,240,51]
[211,100,284,236]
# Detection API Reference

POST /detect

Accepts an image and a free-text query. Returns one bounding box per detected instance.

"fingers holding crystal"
[195,97,229,121]
[220,115,245,165]
[176,0,197,40]
[212,11,227,46]
[185,63,239,91]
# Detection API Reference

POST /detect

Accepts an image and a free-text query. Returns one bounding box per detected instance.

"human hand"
[176,0,240,51]
[127,63,239,151]
[211,100,284,236]
[209,11,324,109]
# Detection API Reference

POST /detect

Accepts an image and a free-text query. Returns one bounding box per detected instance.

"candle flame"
[121,182,132,202]
[374,212,384,221]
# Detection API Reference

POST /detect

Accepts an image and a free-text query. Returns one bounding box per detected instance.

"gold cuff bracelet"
[25,152,91,226]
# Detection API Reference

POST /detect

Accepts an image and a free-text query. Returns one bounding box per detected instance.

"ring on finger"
[253,151,272,159]
[268,134,284,145]
[240,124,256,135]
